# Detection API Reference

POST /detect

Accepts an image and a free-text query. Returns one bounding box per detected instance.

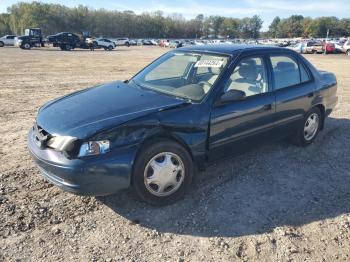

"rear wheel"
[0,41,4,47]
[292,107,322,146]
[108,45,113,51]
[132,140,193,206]
[346,50,350,56]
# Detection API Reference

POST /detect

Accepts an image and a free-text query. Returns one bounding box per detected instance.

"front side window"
[225,56,268,97]
[270,55,310,90]
[133,52,229,101]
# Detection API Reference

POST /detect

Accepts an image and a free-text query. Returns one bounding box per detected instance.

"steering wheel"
[198,81,211,87]
[198,81,212,93]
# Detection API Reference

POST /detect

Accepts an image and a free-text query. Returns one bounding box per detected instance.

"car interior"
[270,56,300,89]
[226,58,268,97]
[140,54,228,100]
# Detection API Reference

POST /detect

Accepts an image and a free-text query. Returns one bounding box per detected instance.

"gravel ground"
[0,46,349,262]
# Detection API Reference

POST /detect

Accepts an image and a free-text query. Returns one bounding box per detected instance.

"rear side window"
[270,55,310,90]
[300,63,311,83]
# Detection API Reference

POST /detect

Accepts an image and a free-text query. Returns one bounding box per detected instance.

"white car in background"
[0,35,17,47]
[95,38,116,51]
[342,40,350,55]
[115,38,130,47]
[287,42,305,53]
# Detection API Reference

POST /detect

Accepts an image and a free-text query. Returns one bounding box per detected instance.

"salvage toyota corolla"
[28,45,338,205]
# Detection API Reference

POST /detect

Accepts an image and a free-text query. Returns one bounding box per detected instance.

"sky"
[0,0,349,30]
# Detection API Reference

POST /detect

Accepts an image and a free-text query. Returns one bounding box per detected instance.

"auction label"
[194,60,224,68]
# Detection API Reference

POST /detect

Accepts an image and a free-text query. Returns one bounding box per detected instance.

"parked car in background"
[305,41,324,54]
[141,39,154,46]
[159,39,170,47]
[28,45,338,205]
[324,42,335,54]
[115,38,130,47]
[169,40,183,48]
[129,39,137,46]
[0,35,17,47]
[332,42,343,53]
[95,38,116,50]
[287,42,305,53]
[47,32,81,50]
[342,40,350,55]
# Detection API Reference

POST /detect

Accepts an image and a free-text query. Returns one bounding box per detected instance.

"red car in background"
[324,42,335,54]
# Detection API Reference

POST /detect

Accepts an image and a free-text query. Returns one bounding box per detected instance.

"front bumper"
[27,129,137,196]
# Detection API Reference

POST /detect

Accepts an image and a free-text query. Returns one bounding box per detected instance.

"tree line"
[268,15,350,38]
[0,2,349,39]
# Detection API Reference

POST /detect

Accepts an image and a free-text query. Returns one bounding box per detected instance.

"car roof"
[178,44,287,55]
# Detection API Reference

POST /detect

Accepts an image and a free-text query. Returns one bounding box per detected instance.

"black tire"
[0,41,4,47]
[108,45,113,51]
[346,50,350,56]
[65,44,72,51]
[22,43,31,49]
[126,42,130,47]
[60,44,66,51]
[132,139,193,206]
[292,107,322,147]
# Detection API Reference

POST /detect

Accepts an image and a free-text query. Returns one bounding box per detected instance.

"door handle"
[308,92,314,98]
[262,104,272,111]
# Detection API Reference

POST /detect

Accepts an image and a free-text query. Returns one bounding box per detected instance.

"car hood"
[36,81,186,138]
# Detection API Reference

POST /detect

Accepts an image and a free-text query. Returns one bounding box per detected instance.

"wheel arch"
[130,131,197,185]
[314,104,326,130]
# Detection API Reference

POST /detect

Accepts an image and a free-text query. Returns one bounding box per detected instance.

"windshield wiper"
[131,79,194,102]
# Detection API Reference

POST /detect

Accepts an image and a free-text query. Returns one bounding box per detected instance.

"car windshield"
[132,51,229,101]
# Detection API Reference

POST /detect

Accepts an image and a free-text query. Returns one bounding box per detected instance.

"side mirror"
[215,89,246,106]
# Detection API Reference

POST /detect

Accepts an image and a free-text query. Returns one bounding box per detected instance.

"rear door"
[208,53,276,161]
[269,52,314,136]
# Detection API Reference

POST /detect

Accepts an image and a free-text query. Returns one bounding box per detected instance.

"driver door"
[208,54,276,161]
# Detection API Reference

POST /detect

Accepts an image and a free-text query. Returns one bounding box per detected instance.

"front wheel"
[292,107,322,146]
[65,44,72,51]
[108,45,113,51]
[346,50,350,56]
[22,43,31,49]
[0,41,4,47]
[132,140,193,206]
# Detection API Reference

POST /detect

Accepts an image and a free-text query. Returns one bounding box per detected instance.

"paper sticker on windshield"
[194,60,224,68]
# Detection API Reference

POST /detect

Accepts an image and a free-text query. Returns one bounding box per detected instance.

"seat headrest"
[276,61,296,71]
[238,64,258,81]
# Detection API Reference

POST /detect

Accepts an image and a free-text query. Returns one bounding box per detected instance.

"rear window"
[270,55,310,90]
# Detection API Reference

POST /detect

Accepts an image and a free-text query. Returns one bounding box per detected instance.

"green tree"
[269,16,280,38]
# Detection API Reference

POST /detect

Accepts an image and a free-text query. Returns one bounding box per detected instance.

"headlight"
[46,136,77,151]
[78,140,110,157]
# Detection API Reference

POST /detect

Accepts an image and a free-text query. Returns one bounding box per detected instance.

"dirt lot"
[0,46,349,262]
